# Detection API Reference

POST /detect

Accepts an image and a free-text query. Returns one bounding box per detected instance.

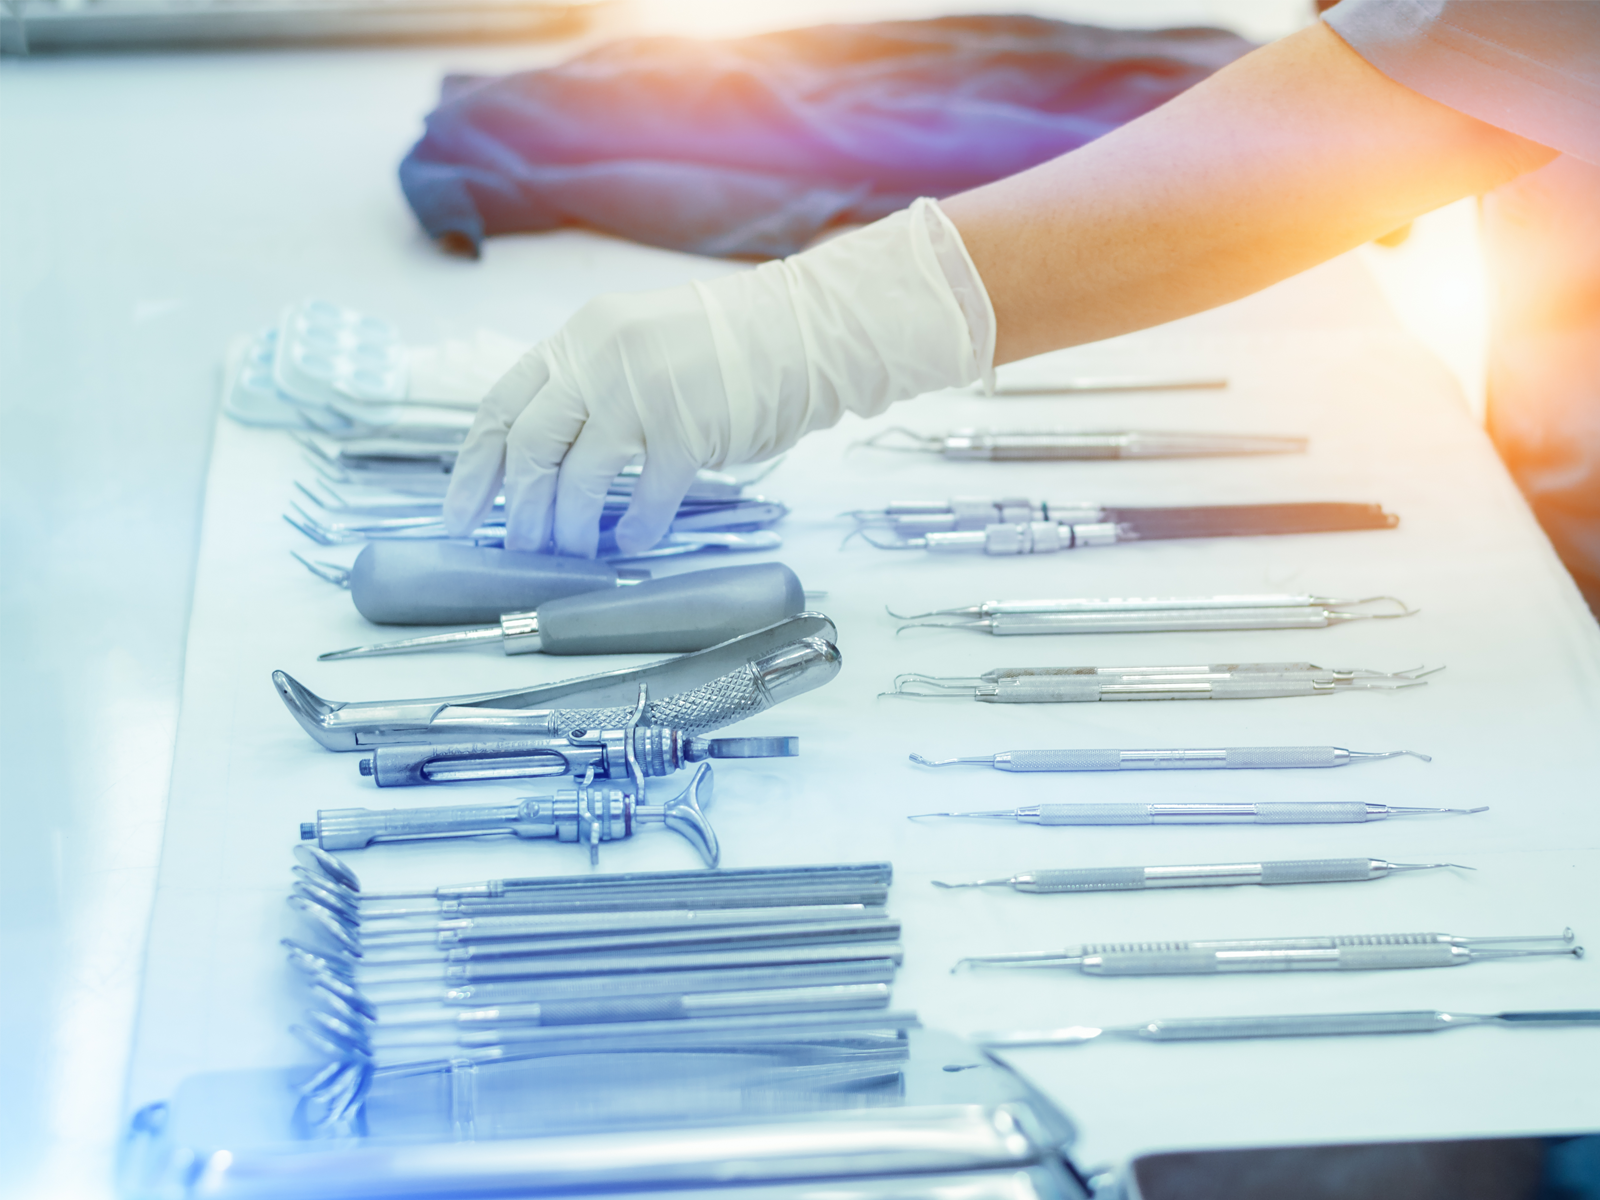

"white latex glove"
[443,197,996,556]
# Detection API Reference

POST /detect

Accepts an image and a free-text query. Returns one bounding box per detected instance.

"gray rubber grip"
[350,541,620,625]
[1009,750,1122,771]
[538,563,803,655]
[1259,859,1373,884]
[1027,867,1148,892]
[1037,804,1151,825]
[1227,746,1341,768]
[1254,803,1368,824]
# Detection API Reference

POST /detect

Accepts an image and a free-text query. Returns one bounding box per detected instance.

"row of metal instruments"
[131,314,1586,1200]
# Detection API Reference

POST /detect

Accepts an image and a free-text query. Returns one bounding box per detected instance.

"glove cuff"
[919,198,998,394]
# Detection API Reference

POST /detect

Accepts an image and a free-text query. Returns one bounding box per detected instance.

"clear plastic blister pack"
[274,299,409,411]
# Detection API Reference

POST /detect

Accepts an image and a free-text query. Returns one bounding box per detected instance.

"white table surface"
[3,4,1596,1194]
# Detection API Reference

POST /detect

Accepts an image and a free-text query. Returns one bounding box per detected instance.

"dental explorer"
[857,428,1305,460]
[853,501,1398,554]
[319,563,803,660]
[976,1007,1600,1047]
[954,929,1581,975]
[887,662,1436,703]
[890,594,1414,635]
[911,747,1430,772]
[931,858,1468,894]
[907,802,1486,825]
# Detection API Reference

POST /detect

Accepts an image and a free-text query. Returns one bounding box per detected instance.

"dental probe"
[911,747,1430,772]
[907,802,1486,825]
[954,929,1581,975]
[892,597,1415,635]
[854,502,1397,553]
[888,662,1437,702]
[976,1008,1600,1047]
[858,428,1305,460]
[931,858,1467,893]
[319,563,803,660]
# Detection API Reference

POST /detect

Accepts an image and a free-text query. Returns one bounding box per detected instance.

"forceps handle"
[1033,803,1370,824]
[1003,748,1343,771]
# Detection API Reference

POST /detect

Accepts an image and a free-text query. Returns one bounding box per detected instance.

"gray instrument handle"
[987,679,1320,703]
[1033,803,1370,825]
[1005,747,1341,771]
[350,541,621,625]
[1140,1011,1452,1040]
[538,564,803,655]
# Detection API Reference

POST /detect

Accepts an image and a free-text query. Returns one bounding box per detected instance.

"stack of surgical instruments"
[288,847,911,1085]
[292,443,787,559]
[977,1007,1600,1048]
[911,746,1430,772]
[930,858,1467,894]
[888,661,1436,703]
[857,428,1305,460]
[846,496,1397,553]
[953,928,1581,975]
[890,593,1414,635]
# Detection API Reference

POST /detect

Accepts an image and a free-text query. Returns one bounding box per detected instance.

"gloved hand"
[443,197,996,556]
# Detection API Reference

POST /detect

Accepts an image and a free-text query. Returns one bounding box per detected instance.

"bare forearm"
[941,21,1557,364]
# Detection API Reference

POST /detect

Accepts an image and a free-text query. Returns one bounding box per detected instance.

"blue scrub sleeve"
[1323,0,1600,164]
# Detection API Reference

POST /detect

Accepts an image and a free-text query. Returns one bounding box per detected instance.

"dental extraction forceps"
[274,614,840,751]
[891,594,1415,635]
[907,802,1485,825]
[887,662,1438,703]
[931,858,1467,894]
[976,1008,1600,1047]
[856,429,1305,460]
[911,747,1430,772]
[955,929,1582,975]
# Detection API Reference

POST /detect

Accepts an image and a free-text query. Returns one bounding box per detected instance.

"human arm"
[941,20,1556,364]
[444,19,1557,556]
